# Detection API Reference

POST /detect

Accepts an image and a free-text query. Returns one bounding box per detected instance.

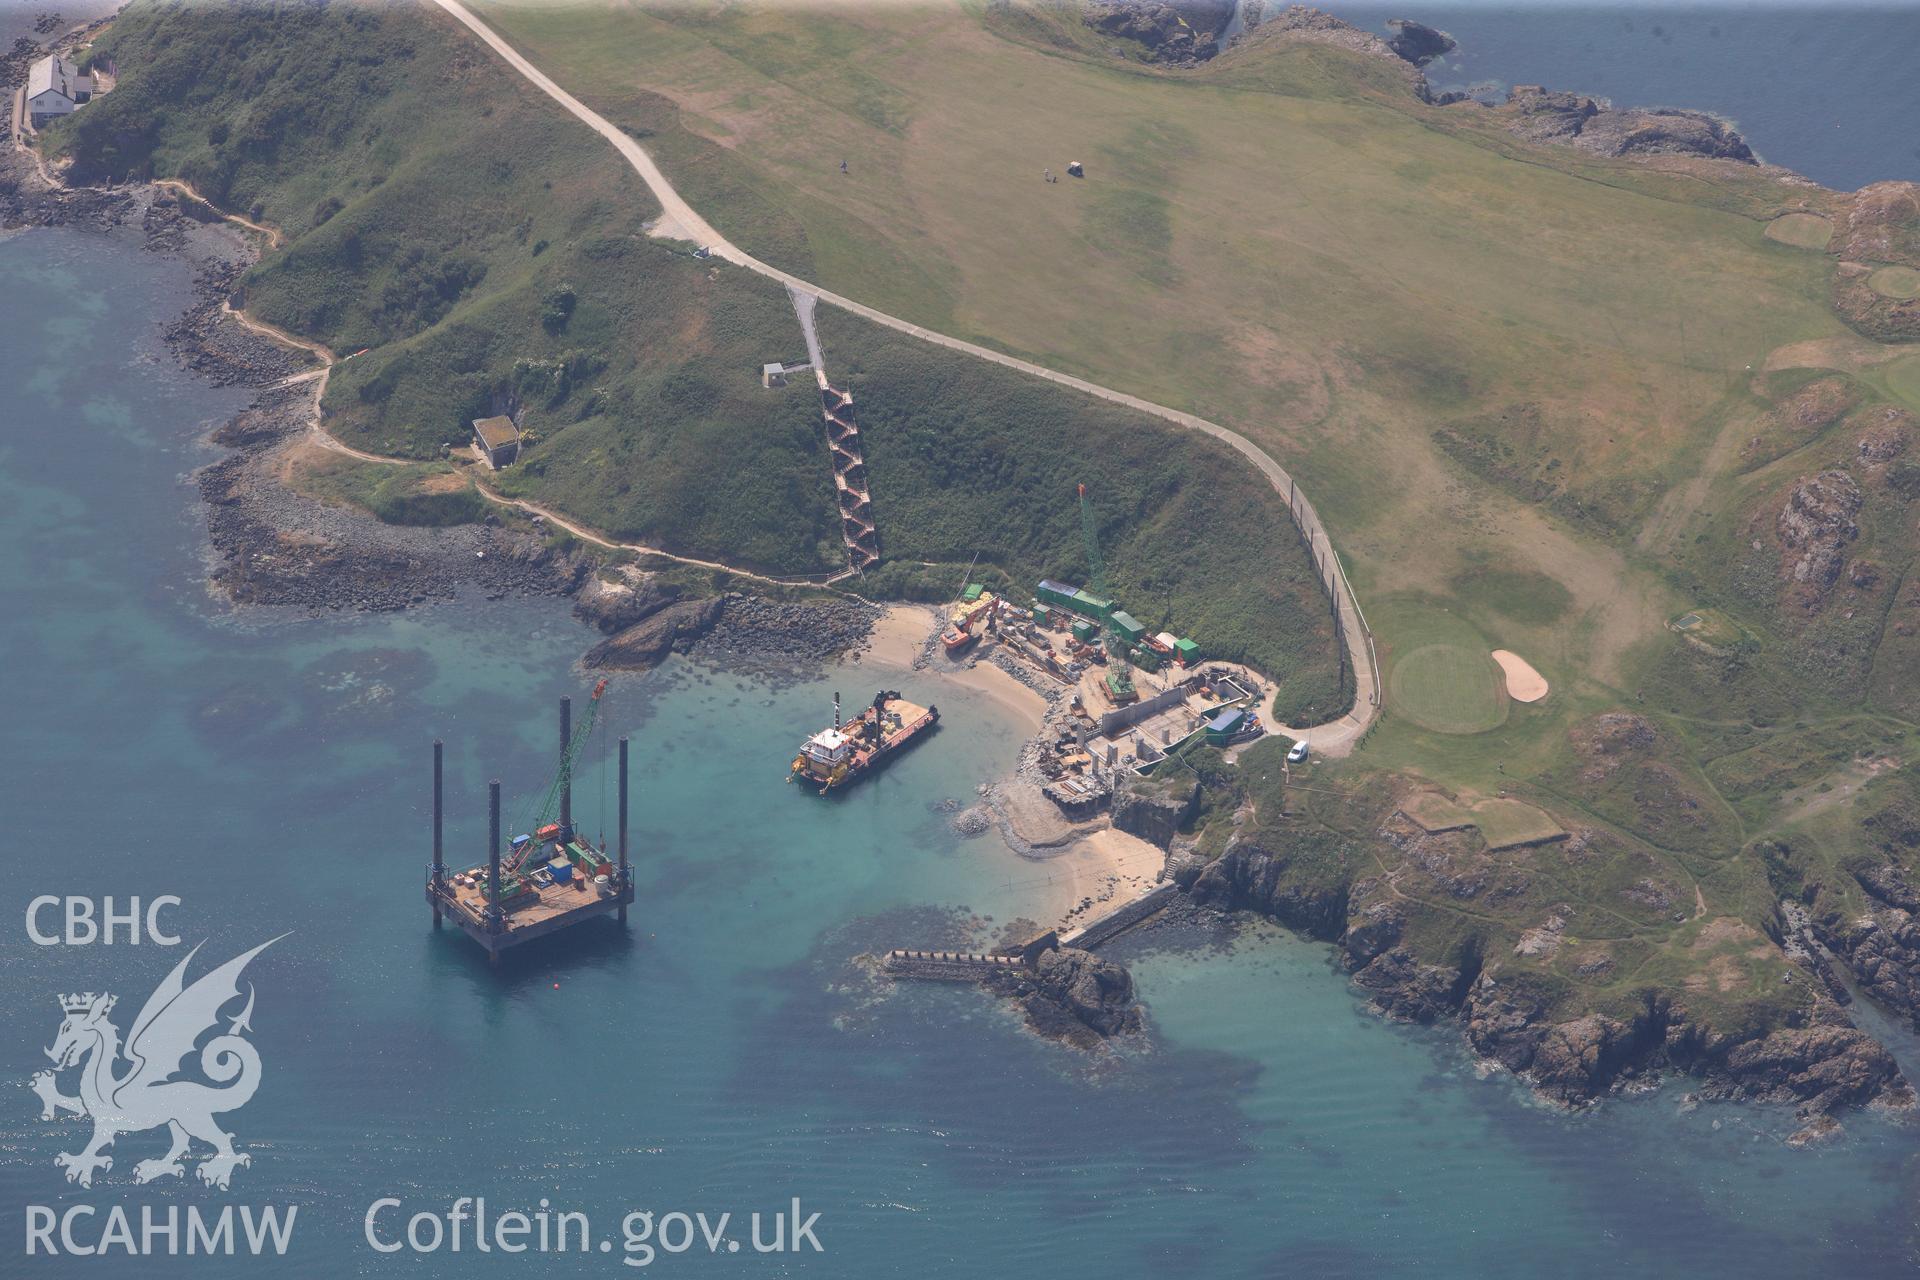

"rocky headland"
[1173,815,1913,1123]
[0,143,878,668]
[1221,8,1788,173]
[1492,85,1755,164]
[1383,18,1453,67]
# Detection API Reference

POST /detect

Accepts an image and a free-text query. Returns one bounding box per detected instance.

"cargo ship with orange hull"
[790,690,939,794]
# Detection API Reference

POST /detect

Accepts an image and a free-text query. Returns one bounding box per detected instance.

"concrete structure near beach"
[470,415,520,469]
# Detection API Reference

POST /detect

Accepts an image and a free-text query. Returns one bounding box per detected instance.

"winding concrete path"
[432,0,1379,749]
[157,179,286,247]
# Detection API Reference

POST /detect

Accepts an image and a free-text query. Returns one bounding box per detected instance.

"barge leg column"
[618,736,629,924]
[486,779,503,968]
[431,739,445,926]
[559,695,573,836]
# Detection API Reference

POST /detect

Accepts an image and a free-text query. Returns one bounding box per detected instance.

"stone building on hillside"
[471,415,521,470]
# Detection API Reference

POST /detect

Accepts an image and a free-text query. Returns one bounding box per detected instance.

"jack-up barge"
[428,683,636,964]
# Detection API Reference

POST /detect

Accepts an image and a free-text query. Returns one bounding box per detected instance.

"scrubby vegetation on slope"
[46,0,1343,704]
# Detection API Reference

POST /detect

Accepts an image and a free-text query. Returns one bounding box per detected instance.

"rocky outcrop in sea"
[1384,18,1454,66]
[1494,85,1756,164]
[980,946,1145,1049]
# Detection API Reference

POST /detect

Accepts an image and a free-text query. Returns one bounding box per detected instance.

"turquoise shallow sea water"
[2,229,1917,1277]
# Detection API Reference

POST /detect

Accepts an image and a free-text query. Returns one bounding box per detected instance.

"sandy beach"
[861,602,940,667]
[1036,827,1168,936]
[855,603,1050,732]
[856,604,1166,935]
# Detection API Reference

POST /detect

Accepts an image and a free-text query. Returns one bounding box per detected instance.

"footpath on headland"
[428,0,1380,754]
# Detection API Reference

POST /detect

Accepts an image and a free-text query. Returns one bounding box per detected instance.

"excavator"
[942,593,1000,654]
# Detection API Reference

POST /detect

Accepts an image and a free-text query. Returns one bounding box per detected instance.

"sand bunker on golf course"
[1490,650,1549,703]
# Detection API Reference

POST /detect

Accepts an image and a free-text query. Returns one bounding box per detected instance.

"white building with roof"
[26,55,97,129]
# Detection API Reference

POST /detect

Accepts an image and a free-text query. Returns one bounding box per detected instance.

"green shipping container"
[1109,610,1146,643]
[1074,592,1115,620]
[1204,708,1246,746]
[1072,619,1095,642]
[1175,638,1201,662]
[1036,580,1081,612]
[961,583,984,602]
[1032,603,1052,627]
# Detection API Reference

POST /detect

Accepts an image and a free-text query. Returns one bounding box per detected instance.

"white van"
[1287,739,1310,763]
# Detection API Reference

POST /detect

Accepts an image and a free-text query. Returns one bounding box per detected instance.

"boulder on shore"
[584,598,725,671]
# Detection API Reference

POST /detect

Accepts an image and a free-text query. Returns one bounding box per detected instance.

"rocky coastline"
[579,582,880,683]
[1173,838,1913,1126]
[1219,7,1802,178]
[1,144,878,665]
[3,148,603,606]
[14,4,1919,1123]
[1818,863,1920,1038]
[1489,84,1758,165]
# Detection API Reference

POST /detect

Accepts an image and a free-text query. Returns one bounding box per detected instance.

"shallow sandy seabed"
[857,605,1162,933]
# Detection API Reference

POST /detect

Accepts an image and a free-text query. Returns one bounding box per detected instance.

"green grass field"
[1889,353,1920,411]
[473,0,1846,691]
[1764,213,1834,249]
[1868,265,1920,299]
[1389,644,1508,735]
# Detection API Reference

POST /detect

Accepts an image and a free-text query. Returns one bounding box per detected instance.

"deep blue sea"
[3,217,1919,1274]
[1317,2,1920,190]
